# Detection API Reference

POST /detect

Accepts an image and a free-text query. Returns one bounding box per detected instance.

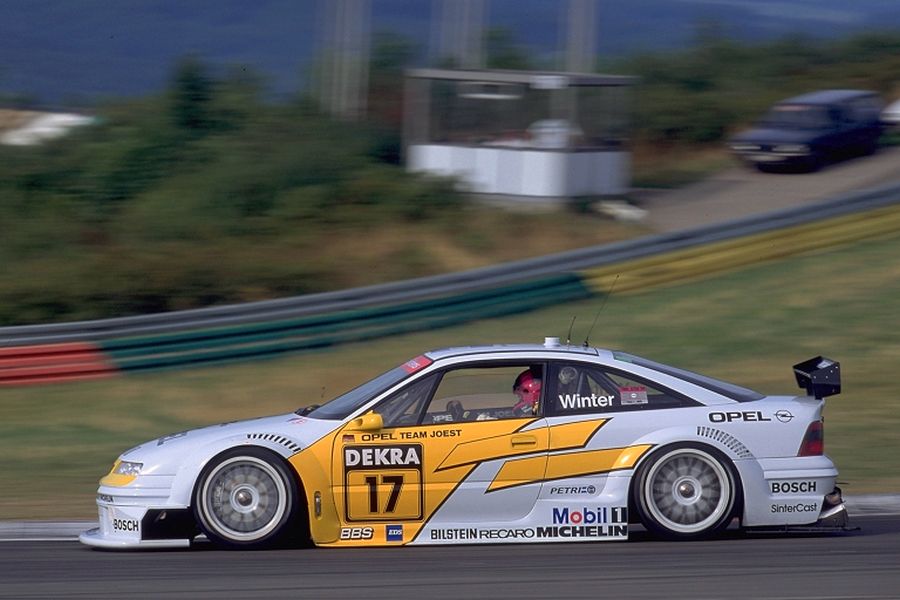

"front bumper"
[730,144,818,168]
[79,481,197,549]
[80,526,190,549]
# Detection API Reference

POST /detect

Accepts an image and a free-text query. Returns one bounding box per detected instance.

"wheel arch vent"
[696,426,753,459]
[246,433,301,454]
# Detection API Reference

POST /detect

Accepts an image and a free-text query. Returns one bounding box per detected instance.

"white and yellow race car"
[80,338,846,549]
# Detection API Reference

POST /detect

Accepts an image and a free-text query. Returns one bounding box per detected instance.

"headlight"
[773,144,808,154]
[113,460,143,476]
[100,459,144,487]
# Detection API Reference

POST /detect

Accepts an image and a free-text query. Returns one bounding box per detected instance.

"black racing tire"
[632,443,739,540]
[193,447,302,549]
[803,153,823,172]
[861,138,878,156]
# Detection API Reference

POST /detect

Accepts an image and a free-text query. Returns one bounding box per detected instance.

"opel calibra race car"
[80,338,847,550]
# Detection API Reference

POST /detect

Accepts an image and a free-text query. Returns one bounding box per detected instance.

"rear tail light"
[798,420,824,456]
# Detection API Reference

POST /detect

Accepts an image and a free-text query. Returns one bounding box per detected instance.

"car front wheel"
[633,444,738,540]
[194,447,300,549]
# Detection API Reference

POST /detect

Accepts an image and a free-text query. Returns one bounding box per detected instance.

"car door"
[330,362,549,543]
[539,361,690,495]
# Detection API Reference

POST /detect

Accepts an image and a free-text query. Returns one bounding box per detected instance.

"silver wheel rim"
[200,456,288,542]
[643,448,731,534]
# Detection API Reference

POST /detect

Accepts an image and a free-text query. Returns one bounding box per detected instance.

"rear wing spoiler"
[793,356,841,399]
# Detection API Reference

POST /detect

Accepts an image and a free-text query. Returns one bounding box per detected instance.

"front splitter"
[79,527,191,549]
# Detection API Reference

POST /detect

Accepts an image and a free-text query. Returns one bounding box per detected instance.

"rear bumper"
[815,487,849,528]
[738,455,840,527]
[746,487,851,534]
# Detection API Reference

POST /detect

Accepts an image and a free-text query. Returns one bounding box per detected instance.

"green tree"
[368,31,417,134]
[170,56,213,134]
[485,27,533,70]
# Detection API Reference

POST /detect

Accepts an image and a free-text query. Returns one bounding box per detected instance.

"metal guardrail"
[3,180,899,348]
[0,275,594,384]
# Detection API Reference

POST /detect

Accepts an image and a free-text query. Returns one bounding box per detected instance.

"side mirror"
[351,412,384,432]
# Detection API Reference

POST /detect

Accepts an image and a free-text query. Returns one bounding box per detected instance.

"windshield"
[758,104,832,130]
[303,355,433,420]
[612,352,764,402]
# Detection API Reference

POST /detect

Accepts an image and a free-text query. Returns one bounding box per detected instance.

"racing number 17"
[365,474,404,513]
[343,444,424,521]
[345,468,423,521]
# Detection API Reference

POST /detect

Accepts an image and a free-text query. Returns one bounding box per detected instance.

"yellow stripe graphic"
[486,455,546,492]
[436,418,605,472]
[547,419,607,450]
[488,444,652,492]
[545,444,652,480]
[436,419,544,471]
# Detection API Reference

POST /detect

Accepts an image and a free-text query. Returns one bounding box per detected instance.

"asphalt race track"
[1,515,898,600]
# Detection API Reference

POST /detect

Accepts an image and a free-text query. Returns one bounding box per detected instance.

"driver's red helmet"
[513,369,542,415]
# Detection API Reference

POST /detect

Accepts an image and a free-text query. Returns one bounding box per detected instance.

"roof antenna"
[566,316,577,346]
[583,274,619,348]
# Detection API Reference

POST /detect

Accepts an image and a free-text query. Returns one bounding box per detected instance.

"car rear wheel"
[194,447,300,549]
[633,444,738,540]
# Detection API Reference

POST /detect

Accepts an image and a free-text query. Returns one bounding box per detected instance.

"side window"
[548,362,688,415]
[376,374,439,428]
[850,96,880,122]
[842,103,856,126]
[601,370,683,410]
[846,99,862,123]
[827,106,844,128]
[423,364,544,423]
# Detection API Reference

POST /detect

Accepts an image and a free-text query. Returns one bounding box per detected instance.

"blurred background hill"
[1,1,899,327]
[3,0,900,105]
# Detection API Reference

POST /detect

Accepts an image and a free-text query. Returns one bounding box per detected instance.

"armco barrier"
[103,273,592,373]
[1,274,592,383]
[583,202,900,293]
[1,181,899,385]
[0,341,117,385]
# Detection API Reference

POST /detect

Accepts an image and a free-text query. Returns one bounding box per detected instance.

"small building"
[403,68,636,201]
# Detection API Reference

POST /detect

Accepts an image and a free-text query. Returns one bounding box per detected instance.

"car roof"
[779,89,875,105]
[424,340,600,361]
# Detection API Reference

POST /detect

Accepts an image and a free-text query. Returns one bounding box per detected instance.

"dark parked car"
[729,89,883,172]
